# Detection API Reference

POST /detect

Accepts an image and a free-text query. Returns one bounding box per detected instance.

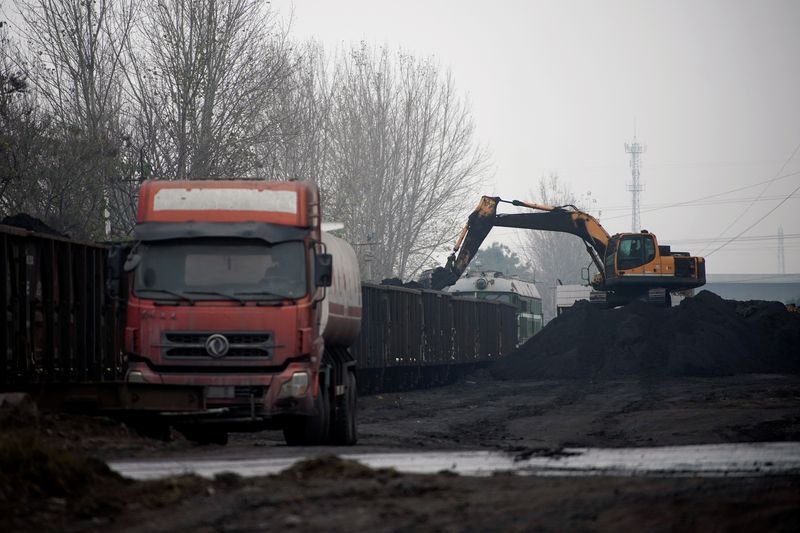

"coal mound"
[1,213,65,237]
[492,290,800,380]
[381,277,424,289]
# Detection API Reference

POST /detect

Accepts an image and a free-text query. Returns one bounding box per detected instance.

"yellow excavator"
[427,196,706,307]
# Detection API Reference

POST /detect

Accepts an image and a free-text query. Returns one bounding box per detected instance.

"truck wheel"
[331,371,358,446]
[282,383,330,446]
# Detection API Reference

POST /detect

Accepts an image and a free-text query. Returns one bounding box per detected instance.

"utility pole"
[778,226,785,274]
[625,133,646,232]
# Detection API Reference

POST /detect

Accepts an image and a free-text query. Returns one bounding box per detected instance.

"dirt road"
[355,372,800,451]
[168,372,798,460]
[3,373,800,531]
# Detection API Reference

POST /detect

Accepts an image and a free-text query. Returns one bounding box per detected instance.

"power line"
[669,232,800,243]
[700,139,800,255]
[602,193,799,215]
[600,169,800,220]
[705,180,800,258]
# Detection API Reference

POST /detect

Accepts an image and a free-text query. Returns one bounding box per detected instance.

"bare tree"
[254,40,333,186]
[518,174,591,320]
[1,0,136,238]
[0,49,42,213]
[125,0,292,180]
[20,0,134,135]
[2,4,489,251]
[325,44,488,280]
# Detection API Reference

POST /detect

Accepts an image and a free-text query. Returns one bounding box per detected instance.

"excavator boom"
[430,196,612,290]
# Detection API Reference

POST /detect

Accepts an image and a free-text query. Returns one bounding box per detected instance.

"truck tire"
[282,383,330,446]
[331,371,357,445]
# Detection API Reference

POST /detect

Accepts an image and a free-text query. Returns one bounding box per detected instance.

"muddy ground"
[355,372,800,451]
[2,372,800,531]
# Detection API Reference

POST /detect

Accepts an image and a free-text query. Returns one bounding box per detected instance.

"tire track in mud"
[447,380,596,449]
[356,374,800,452]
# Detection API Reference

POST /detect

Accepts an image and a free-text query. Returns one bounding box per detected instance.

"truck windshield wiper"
[234,290,297,300]
[184,290,247,305]
[136,288,195,305]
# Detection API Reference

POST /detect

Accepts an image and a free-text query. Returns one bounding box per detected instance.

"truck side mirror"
[107,244,129,298]
[124,253,142,272]
[314,253,333,287]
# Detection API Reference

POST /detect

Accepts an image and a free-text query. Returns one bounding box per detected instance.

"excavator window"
[618,237,641,269]
[618,235,657,270]
[644,236,656,263]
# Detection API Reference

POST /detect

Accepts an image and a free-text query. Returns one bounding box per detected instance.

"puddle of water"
[109,442,800,481]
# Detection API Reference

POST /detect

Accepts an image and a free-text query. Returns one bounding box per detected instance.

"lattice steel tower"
[625,134,646,232]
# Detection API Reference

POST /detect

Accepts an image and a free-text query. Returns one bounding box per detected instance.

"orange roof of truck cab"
[137,180,319,227]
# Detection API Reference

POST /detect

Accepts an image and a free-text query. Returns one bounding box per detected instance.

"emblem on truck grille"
[205,334,230,358]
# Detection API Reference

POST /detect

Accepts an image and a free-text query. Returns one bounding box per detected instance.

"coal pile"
[381,277,425,289]
[492,291,800,380]
[1,213,65,237]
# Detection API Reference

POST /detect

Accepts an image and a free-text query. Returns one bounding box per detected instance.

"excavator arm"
[428,196,613,291]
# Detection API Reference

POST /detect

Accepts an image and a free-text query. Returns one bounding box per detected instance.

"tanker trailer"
[121,180,361,445]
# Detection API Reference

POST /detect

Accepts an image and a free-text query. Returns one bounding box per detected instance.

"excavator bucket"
[428,196,499,291]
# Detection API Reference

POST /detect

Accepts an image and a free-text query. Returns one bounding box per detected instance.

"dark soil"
[493,290,800,380]
[355,374,800,450]
[277,454,399,481]
[2,444,798,532]
[2,374,800,531]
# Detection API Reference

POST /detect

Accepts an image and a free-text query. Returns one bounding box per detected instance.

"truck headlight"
[127,370,148,383]
[278,372,309,399]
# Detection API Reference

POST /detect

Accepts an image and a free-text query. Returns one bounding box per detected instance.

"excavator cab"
[609,233,657,273]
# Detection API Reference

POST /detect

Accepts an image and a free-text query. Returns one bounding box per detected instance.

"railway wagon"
[1,224,517,393]
[353,283,517,393]
[0,224,124,385]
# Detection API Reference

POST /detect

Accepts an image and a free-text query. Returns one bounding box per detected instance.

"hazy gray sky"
[281,0,800,274]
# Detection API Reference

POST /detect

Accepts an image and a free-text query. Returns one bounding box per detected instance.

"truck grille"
[235,386,264,399]
[161,332,274,359]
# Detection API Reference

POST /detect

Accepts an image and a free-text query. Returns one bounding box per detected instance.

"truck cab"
[121,180,360,445]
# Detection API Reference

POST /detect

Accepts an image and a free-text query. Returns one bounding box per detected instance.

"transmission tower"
[625,134,646,232]
[778,225,785,274]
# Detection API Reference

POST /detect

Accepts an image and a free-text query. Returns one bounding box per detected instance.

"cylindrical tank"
[319,232,362,347]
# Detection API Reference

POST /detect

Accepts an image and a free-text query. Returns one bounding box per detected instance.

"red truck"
[120,180,362,445]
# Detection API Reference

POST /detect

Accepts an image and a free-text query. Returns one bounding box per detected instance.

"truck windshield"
[133,238,307,301]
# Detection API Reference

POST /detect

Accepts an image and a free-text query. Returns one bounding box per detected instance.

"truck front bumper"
[124,361,316,419]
